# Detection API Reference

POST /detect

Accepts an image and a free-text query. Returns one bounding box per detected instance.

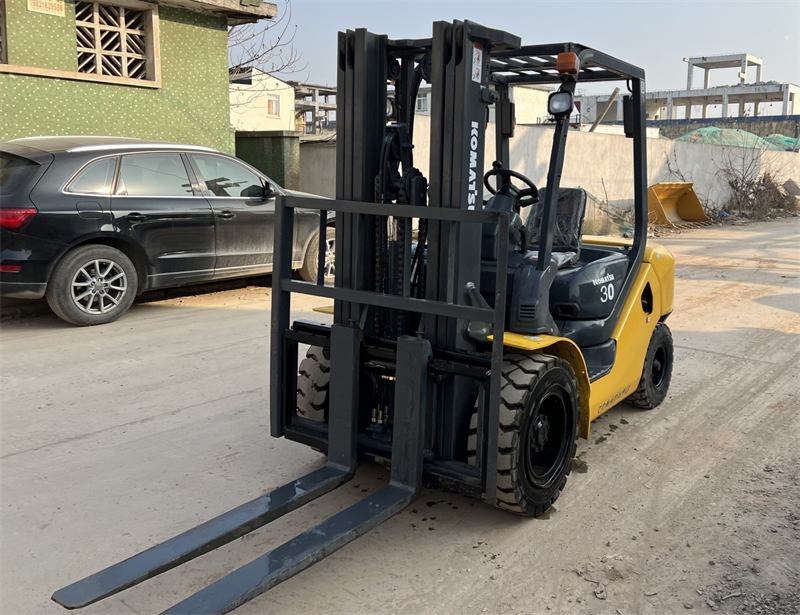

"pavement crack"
[673,344,787,365]
[0,386,266,460]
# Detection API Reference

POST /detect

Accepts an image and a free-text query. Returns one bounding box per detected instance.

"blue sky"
[267,0,799,96]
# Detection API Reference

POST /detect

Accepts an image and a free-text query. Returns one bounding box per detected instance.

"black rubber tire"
[46,244,138,326]
[626,322,674,409]
[296,346,330,422]
[299,227,335,285]
[467,353,581,517]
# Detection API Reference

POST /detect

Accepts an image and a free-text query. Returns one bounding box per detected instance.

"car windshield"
[0,152,39,197]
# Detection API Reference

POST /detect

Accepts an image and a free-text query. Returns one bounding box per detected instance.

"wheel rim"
[652,344,667,389]
[522,385,572,490]
[324,237,335,278]
[70,259,127,315]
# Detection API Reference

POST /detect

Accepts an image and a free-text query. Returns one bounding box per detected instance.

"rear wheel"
[299,227,335,285]
[46,244,137,326]
[626,323,673,409]
[297,346,330,422]
[468,353,580,517]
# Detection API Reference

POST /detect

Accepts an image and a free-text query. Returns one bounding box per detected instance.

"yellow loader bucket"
[647,182,711,228]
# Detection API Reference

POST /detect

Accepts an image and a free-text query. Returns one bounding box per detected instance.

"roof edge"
[157,0,277,26]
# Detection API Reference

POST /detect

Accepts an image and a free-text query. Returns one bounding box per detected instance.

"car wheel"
[46,245,138,326]
[299,227,335,285]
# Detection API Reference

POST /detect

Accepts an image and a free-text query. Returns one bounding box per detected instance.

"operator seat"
[524,187,586,269]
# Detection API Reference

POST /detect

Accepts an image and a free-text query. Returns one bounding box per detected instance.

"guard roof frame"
[489,43,646,85]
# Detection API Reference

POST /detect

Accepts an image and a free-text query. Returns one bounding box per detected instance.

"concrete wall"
[300,114,799,210]
[299,141,336,197]
[647,115,800,140]
[505,125,798,211]
[0,1,235,153]
[510,84,551,125]
[229,71,296,132]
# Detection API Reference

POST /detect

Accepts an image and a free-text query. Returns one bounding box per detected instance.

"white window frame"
[416,93,428,113]
[266,94,281,118]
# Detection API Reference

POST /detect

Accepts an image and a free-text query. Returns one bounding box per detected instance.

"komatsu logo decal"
[592,273,615,286]
[599,385,632,411]
[468,121,479,206]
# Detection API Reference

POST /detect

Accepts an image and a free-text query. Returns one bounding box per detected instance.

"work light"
[548,91,574,116]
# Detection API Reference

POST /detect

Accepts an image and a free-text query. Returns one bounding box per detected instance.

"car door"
[111,152,215,289]
[187,154,274,279]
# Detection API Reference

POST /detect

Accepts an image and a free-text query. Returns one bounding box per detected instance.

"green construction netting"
[675,127,783,150]
[763,134,800,151]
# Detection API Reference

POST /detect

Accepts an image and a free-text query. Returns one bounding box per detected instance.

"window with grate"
[75,1,152,80]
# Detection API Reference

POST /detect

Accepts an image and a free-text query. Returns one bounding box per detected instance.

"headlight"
[548,91,573,116]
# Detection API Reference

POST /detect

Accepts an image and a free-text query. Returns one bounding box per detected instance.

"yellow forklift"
[54,20,675,614]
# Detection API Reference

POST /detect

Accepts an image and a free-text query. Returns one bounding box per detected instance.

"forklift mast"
[327,22,521,465]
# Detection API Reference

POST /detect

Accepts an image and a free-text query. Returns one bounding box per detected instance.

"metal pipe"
[589,87,620,131]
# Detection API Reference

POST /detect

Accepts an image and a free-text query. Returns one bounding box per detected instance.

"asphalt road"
[1,218,798,615]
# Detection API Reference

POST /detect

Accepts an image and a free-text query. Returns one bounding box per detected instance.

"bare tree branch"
[228,0,307,109]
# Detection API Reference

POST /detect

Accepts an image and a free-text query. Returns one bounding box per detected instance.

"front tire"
[46,245,137,326]
[468,353,580,517]
[297,346,330,422]
[626,323,673,409]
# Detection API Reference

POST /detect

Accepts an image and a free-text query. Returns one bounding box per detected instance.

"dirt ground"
[1,218,798,615]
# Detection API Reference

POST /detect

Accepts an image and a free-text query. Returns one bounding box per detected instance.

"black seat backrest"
[527,187,587,255]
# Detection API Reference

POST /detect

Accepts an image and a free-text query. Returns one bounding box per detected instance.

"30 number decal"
[600,283,615,303]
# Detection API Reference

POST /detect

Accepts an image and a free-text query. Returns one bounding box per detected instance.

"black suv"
[0,136,334,325]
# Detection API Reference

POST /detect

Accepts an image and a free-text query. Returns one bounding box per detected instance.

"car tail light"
[0,208,37,229]
[0,265,22,273]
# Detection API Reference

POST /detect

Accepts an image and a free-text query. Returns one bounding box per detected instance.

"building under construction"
[575,53,799,139]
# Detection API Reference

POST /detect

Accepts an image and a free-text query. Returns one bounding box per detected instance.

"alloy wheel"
[324,237,335,278]
[70,259,128,315]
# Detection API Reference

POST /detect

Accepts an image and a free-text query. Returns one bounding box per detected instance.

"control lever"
[464,282,494,344]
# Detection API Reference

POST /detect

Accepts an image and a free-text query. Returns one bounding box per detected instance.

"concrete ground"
[1,218,798,615]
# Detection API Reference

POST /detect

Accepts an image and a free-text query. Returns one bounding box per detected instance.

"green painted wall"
[0,0,235,153]
[235,132,301,189]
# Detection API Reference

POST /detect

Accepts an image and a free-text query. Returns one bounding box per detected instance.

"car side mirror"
[263,183,275,198]
[240,184,268,199]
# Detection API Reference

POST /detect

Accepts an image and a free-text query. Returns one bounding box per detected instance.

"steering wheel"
[483,162,539,208]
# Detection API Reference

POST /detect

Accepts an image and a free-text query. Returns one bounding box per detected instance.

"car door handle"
[126,213,147,222]
[218,210,235,220]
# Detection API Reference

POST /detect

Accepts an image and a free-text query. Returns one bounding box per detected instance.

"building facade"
[230,67,296,132]
[414,83,551,124]
[0,0,276,153]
